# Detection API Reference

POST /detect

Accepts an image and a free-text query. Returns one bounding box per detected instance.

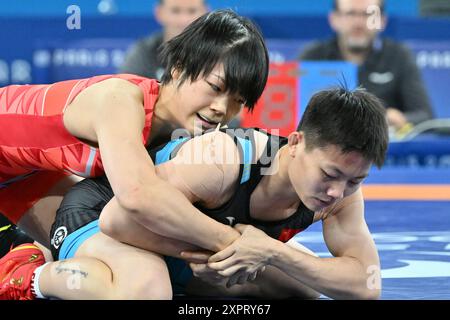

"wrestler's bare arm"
[99,130,243,256]
[66,78,240,251]
[270,189,381,299]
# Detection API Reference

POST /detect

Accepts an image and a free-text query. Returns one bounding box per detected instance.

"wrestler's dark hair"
[160,9,269,111]
[297,87,389,168]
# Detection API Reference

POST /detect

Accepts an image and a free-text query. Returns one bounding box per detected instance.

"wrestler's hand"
[207,224,273,287]
[180,250,213,264]
[190,262,263,288]
[189,262,228,286]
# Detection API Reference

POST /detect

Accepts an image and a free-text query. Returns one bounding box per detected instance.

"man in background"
[299,0,434,136]
[120,0,208,80]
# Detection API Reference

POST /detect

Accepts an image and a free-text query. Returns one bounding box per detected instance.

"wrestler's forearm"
[92,91,238,252]
[132,188,240,251]
[99,205,203,258]
[269,241,381,300]
[101,195,239,253]
[117,228,202,259]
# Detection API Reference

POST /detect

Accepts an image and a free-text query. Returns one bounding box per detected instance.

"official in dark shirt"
[120,0,208,80]
[299,0,434,134]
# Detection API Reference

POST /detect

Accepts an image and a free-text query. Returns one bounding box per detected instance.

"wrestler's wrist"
[266,238,284,265]
[214,226,240,252]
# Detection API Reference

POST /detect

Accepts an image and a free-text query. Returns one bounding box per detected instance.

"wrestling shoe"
[0,243,45,300]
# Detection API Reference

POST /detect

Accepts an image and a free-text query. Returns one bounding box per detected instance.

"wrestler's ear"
[287,131,303,157]
[171,63,183,81]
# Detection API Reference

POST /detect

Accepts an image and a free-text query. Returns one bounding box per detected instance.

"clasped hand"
[181,224,271,288]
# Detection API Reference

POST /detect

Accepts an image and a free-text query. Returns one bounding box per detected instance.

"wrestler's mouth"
[315,197,334,207]
[196,113,220,128]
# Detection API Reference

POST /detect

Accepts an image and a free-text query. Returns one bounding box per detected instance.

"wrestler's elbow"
[332,284,380,300]
[360,262,382,300]
[333,260,382,300]
[365,288,381,300]
[352,276,381,300]
[114,188,144,214]
[352,286,381,300]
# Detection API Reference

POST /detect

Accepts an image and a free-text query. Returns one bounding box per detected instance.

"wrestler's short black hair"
[297,87,389,168]
[160,9,269,111]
